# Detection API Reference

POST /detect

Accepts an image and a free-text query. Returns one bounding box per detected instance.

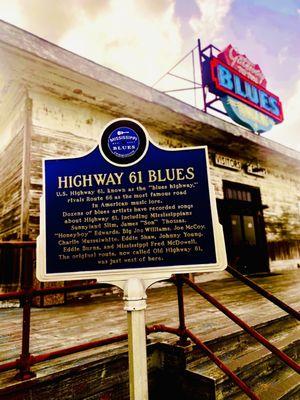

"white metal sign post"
[37,118,227,400]
[124,278,150,400]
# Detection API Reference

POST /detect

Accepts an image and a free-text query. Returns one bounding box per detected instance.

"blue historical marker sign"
[37,119,226,282]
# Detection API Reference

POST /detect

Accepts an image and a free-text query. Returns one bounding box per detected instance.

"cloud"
[0,0,23,27]
[277,45,289,65]
[0,0,111,43]
[0,0,182,86]
[189,0,233,46]
[59,0,183,85]
[265,70,300,151]
[18,0,78,42]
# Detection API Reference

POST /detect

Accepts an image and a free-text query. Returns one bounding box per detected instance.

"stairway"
[185,314,300,399]
[154,315,299,400]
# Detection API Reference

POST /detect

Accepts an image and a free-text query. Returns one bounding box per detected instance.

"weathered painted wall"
[209,160,300,269]
[0,100,25,240]
[29,91,112,238]
[207,158,300,240]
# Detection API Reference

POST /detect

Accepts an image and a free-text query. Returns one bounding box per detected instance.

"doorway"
[217,181,269,274]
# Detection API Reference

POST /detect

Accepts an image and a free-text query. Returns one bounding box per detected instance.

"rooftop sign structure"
[153,39,283,135]
[218,44,267,86]
[202,43,284,133]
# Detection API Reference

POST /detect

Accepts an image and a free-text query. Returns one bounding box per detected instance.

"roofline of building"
[0,19,299,162]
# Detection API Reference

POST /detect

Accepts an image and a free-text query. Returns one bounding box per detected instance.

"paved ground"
[0,269,299,369]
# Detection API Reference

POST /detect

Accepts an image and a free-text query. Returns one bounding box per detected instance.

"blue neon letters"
[217,64,280,117]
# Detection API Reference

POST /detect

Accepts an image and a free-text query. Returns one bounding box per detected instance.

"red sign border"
[210,57,283,123]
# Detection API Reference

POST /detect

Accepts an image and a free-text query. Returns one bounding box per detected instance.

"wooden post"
[20,96,32,240]
[15,246,36,380]
[124,278,148,400]
[19,96,32,290]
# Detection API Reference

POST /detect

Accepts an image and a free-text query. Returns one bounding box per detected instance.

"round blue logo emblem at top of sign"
[108,127,140,158]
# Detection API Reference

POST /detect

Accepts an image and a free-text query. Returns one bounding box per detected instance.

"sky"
[0,0,299,150]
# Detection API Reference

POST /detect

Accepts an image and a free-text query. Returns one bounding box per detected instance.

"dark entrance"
[217,181,269,274]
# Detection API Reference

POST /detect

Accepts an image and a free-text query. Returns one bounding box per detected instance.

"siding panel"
[0,129,23,239]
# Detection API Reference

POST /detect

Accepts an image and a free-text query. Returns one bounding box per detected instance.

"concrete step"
[185,317,299,399]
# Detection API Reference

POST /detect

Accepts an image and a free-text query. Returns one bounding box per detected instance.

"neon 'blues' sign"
[222,95,276,134]
[205,44,283,133]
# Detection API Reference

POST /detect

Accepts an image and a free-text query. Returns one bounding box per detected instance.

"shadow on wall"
[266,210,300,241]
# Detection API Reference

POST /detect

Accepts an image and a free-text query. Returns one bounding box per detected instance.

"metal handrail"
[226,265,300,320]
[0,241,36,247]
[147,323,259,400]
[0,334,128,374]
[0,282,111,301]
[181,276,300,373]
[185,328,259,400]
[0,241,117,379]
[146,324,260,400]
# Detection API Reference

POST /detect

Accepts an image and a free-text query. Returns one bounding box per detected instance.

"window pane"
[243,216,256,245]
[231,215,243,245]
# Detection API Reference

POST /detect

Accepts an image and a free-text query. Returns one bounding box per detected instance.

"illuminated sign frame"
[199,41,284,133]
[210,57,283,123]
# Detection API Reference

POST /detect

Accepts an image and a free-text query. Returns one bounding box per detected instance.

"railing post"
[175,274,190,346]
[15,245,36,380]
